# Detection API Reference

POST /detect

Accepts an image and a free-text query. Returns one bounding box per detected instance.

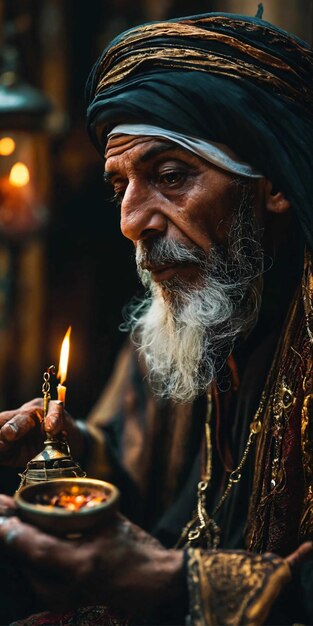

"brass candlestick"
[18,366,85,490]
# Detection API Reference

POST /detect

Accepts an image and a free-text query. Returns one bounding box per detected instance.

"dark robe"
[3,238,312,626]
[81,238,312,625]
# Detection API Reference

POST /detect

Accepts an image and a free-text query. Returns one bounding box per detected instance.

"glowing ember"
[36,485,107,511]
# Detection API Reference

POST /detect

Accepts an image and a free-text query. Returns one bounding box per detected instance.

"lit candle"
[57,326,71,405]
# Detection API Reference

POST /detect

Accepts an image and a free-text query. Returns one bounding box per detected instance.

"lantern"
[0,43,52,240]
[0,39,53,409]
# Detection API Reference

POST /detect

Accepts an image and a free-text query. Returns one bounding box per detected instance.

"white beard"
[123,189,264,403]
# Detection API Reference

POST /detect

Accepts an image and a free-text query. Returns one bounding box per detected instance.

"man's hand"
[0,399,85,467]
[0,495,185,622]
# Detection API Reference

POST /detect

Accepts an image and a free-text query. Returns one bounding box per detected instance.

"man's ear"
[264,180,291,214]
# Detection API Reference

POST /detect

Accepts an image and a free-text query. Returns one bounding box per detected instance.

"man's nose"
[120,181,167,242]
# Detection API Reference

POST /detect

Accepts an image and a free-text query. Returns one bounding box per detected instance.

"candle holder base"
[17,437,86,491]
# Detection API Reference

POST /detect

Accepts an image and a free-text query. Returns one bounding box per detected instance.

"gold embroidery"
[94,17,313,114]
[300,390,313,540]
[186,548,291,626]
[302,247,313,345]
[270,379,296,490]
[247,250,313,552]
[97,46,304,102]
[300,249,313,541]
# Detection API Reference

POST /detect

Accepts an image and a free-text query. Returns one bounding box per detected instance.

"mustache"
[136,239,207,271]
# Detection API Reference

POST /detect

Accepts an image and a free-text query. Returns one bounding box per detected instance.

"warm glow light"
[0,137,16,156]
[57,326,71,384]
[9,162,30,187]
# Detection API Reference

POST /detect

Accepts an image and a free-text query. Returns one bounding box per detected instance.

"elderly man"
[0,9,313,626]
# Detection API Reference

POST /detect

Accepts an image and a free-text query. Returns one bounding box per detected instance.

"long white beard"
[123,190,264,403]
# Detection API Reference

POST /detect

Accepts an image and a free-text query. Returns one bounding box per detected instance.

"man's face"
[105,135,263,284]
[105,135,265,402]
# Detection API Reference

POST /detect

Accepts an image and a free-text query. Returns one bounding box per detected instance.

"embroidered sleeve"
[185,548,291,626]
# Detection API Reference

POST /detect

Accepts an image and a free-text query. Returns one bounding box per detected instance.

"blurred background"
[0,0,312,422]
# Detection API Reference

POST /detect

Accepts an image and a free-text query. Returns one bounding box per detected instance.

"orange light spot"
[9,162,30,187]
[0,137,16,156]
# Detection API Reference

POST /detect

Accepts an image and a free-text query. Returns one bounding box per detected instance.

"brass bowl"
[14,478,119,538]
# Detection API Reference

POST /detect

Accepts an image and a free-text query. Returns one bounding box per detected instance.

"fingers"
[0,493,17,516]
[44,401,65,436]
[0,412,41,445]
[0,400,43,430]
[0,494,15,508]
[0,398,65,448]
[0,410,18,427]
[0,413,42,453]
[0,516,87,610]
[0,517,25,547]
[0,516,72,568]
[0,398,43,448]
[286,541,313,573]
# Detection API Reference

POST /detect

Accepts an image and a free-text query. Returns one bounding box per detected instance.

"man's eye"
[107,183,125,206]
[103,174,126,206]
[158,171,186,186]
[112,189,125,206]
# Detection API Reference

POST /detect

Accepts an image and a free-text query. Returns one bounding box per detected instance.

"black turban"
[85,12,313,249]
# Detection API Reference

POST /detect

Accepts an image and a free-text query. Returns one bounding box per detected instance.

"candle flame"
[57,326,71,384]
[9,162,30,187]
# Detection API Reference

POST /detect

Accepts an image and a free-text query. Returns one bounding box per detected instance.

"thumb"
[45,400,65,436]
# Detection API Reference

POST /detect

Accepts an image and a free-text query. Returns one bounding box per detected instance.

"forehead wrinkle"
[105,138,188,177]
[137,141,179,163]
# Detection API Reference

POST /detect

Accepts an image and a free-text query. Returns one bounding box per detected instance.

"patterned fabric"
[246,255,313,555]
[186,548,291,626]
[85,12,313,250]
[9,606,125,626]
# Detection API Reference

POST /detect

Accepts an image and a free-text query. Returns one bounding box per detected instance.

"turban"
[85,12,313,249]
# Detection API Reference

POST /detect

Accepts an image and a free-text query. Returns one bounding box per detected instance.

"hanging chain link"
[42,365,55,422]
[175,388,264,551]
[211,419,261,519]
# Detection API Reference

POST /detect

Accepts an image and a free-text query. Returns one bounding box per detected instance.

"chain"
[175,388,265,551]
[212,419,261,519]
[42,365,55,430]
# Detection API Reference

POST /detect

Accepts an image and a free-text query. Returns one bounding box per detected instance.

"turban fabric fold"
[85,12,313,248]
